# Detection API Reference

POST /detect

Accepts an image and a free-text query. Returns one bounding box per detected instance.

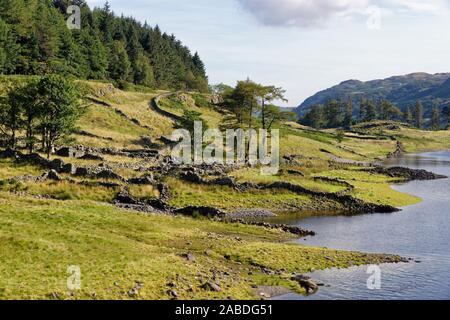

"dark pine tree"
[430,106,441,130]
[414,101,424,129]
[0,0,208,91]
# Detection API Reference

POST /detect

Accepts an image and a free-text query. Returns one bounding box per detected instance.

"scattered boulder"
[127,282,144,297]
[115,188,137,205]
[115,183,171,212]
[201,281,221,292]
[291,274,318,295]
[173,206,226,218]
[56,147,84,158]
[41,170,62,181]
[167,289,178,300]
[95,169,124,181]
[146,198,171,212]
[182,252,196,262]
[50,159,65,172]
[18,153,50,167]
[61,163,77,174]
[75,167,90,177]
[180,171,203,183]
[128,175,154,185]
[0,148,17,158]
[78,153,104,161]
[157,183,171,202]
[210,176,236,187]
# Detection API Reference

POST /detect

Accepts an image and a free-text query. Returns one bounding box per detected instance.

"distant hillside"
[296,73,450,116]
[0,0,208,92]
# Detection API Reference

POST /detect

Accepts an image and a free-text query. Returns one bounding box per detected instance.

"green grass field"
[0,192,401,300]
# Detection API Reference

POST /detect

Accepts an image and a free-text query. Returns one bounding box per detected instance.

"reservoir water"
[276,151,450,300]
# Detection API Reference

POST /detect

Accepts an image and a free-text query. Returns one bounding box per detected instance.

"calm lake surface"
[276,151,450,300]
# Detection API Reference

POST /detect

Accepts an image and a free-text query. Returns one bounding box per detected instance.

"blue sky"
[86,0,450,107]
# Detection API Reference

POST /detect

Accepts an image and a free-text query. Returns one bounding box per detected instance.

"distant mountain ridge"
[296,72,450,116]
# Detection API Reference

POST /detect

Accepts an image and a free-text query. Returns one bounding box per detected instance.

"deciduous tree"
[35,75,81,158]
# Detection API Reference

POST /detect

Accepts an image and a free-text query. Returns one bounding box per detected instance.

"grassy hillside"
[2,77,448,211]
[0,192,402,300]
[1,76,449,299]
[73,82,173,149]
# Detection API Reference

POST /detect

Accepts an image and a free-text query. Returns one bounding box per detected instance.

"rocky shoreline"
[1,146,446,241]
[367,166,448,181]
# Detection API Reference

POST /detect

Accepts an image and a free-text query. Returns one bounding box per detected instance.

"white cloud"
[237,0,370,27]
[237,0,449,27]
[388,0,448,14]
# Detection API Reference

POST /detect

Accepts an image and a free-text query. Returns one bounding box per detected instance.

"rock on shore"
[369,166,447,181]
